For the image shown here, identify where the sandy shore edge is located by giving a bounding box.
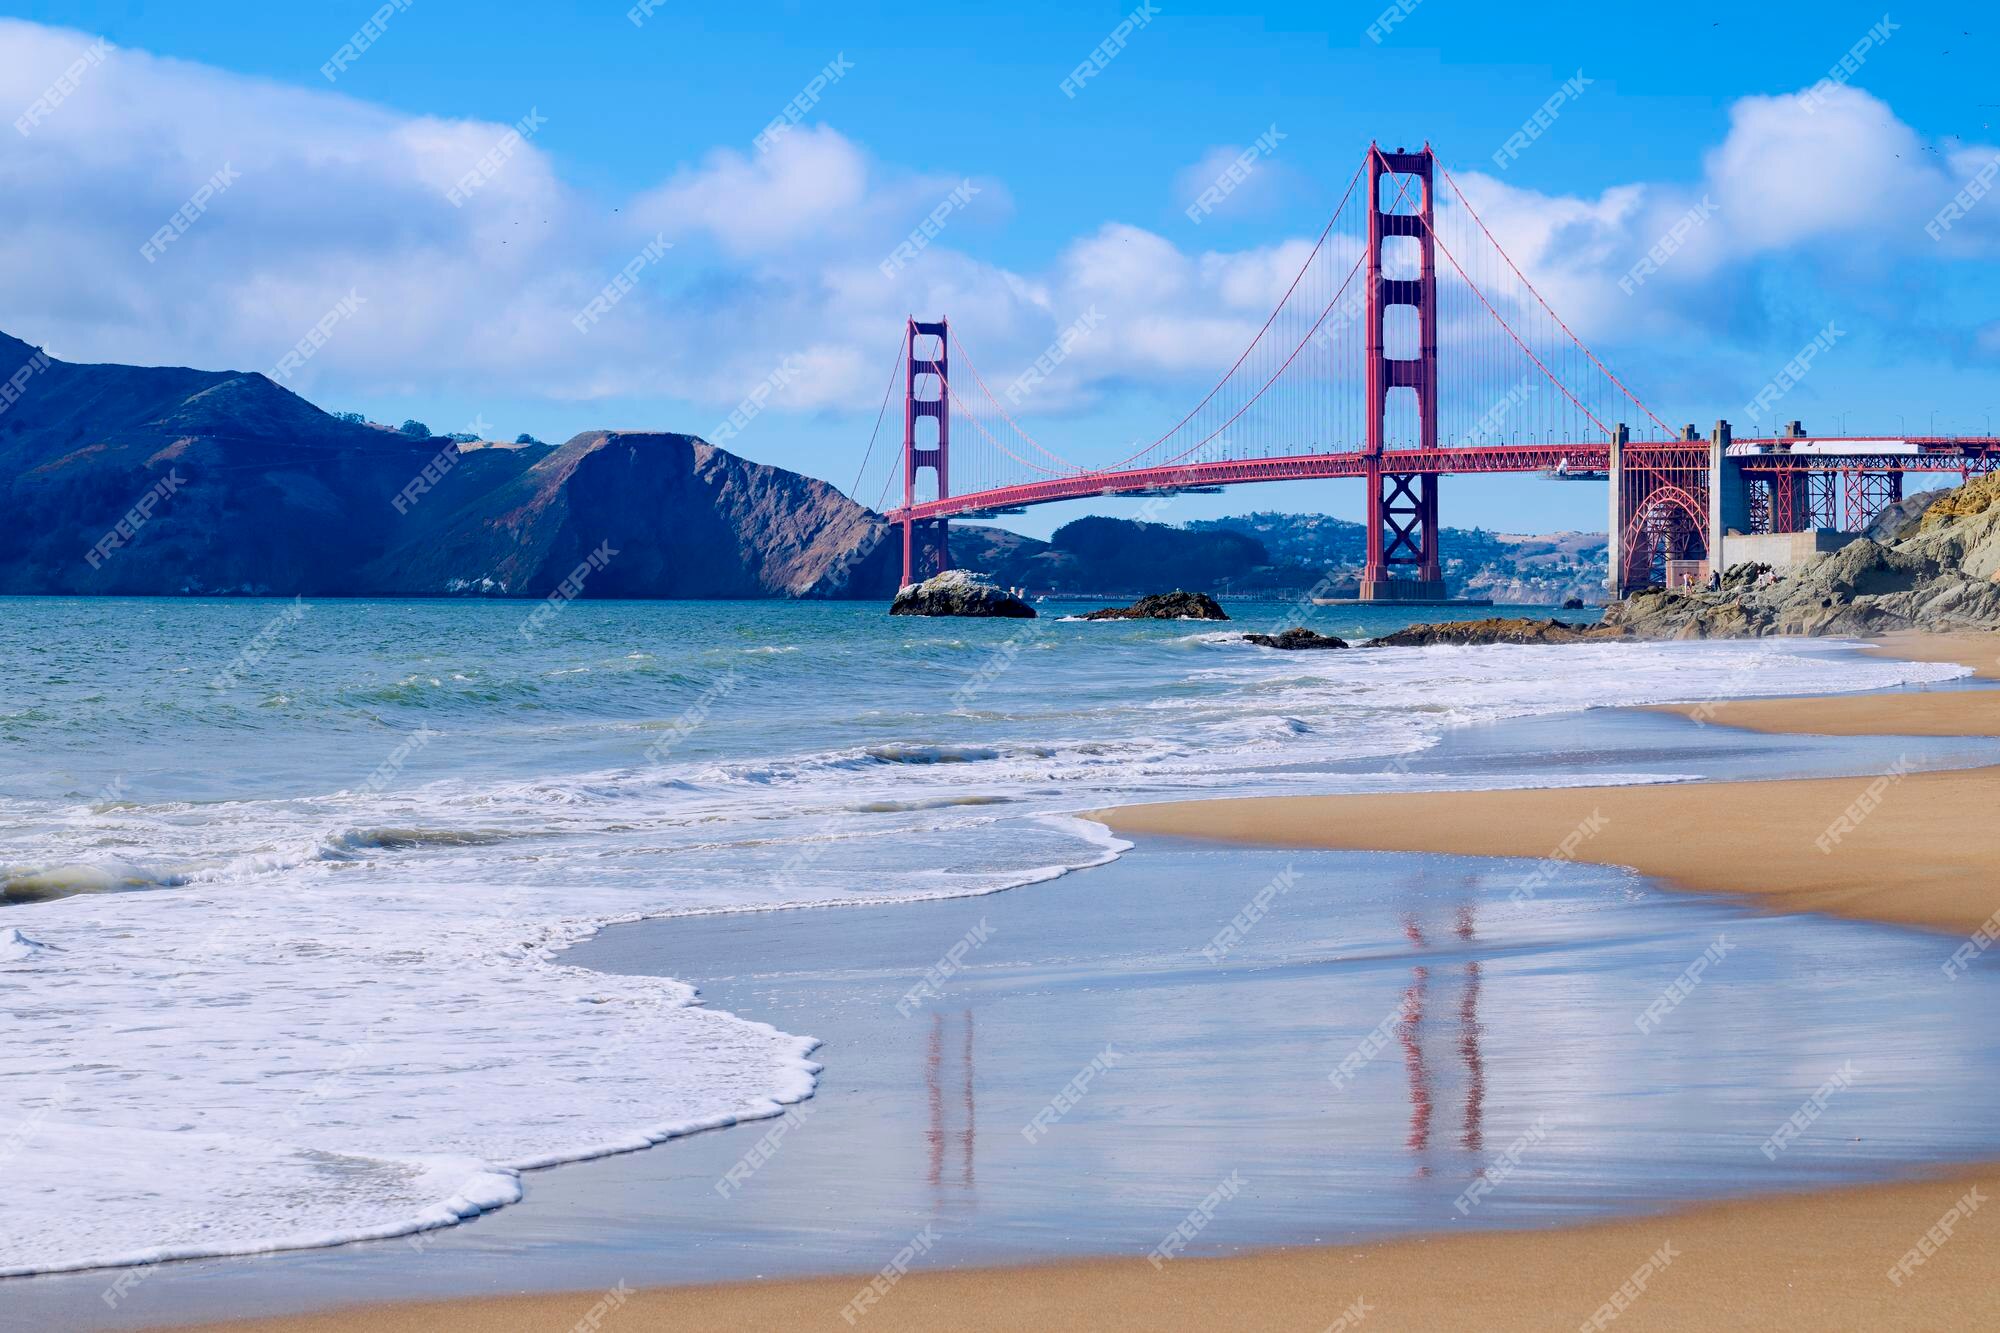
[1647,630,2000,736]
[166,631,2000,1331]
[185,1166,1997,1332]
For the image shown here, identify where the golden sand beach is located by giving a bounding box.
[190,1164,1998,1332]
[170,631,2000,1332]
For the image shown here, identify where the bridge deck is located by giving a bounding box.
[887,439,2000,523]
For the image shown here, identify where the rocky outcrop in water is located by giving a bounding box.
[1242,627,1349,650]
[1603,474,2000,639]
[889,569,1036,618]
[1365,616,1623,648]
[1083,591,1229,621]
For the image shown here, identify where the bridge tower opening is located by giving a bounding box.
[1610,423,1712,594]
[900,317,951,587]
[1360,145,1445,602]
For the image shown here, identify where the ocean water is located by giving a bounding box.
[0,596,1973,1279]
[548,838,2000,1278]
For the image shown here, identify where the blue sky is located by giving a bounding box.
[4,2,1996,536]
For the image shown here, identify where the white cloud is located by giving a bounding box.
[1702,88,1937,250]
[1173,141,1302,224]
[0,21,605,394]
[0,19,1327,424]
[1203,238,1352,311]
[1443,85,2000,346]
[633,127,921,259]
[3,16,1996,455]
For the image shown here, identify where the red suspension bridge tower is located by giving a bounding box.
[901,317,950,587]
[871,139,2000,603]
[1361,145,1444,601]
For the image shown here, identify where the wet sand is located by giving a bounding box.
[159,633,2000,1330]
[190,1163,1999,1331]
[1104,762,2000,936]
[1866,629,2000,679]
[1650,630,2000,737]
[1109,634,2000,938]
[1654,689,2000,737]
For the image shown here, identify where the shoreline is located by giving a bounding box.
[183,1164,1999,1331]
[152,630,2000,1329]
[1101,631,2000,938]
[1103,762,2000,936]
[1647,630,2000,738]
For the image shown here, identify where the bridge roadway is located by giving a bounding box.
[887,437,2000,525]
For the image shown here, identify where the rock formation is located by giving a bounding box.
[1083,591,1229,620]
[1364,617,1622,647]
[1603,473,2000,639]
[1243,627,1350,650]
[889,569,1036,618]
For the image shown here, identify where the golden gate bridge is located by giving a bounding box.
[854,143,2000,599]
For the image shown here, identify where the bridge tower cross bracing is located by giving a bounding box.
[1845,468,1903,532]
[900,317,951,587]
[1360,144,1445,602]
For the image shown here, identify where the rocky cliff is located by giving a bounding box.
[0,331,442,594]
[358,431,895,598]
[0,333,898,598]
[1604,474,2000,639]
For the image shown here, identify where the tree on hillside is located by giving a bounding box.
[334,411,366,425]
[399,419,431,439]
[515,433,543,445]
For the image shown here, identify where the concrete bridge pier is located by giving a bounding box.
[1605,423,1625,596]
[1708,418,1745,569]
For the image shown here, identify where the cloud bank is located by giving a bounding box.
[3,19,1996,441]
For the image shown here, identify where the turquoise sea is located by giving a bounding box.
[0,596,1976,1285]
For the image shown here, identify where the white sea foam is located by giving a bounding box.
[0,628,1971,1277]
[0,881,823,1277]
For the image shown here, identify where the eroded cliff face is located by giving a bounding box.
[1604,474,2000,639]
[0,333,902,598]
[358,432,900,599]
[0,332,447,594]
